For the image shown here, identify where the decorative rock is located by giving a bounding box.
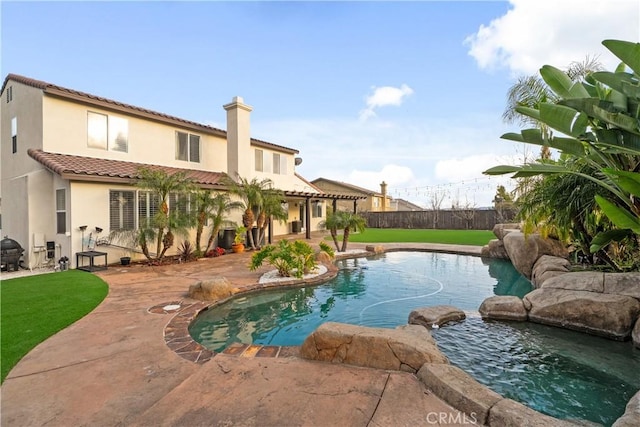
[365,245,384,254]
[524,288,640,340]
[188,277,233,301]
[531,255,571,288]
[613,390,640,427]
[417,363,502,426]
[479,296,528,321]
[408,305,466,329]
[633,319,640,349]
[541,272,604,293]
[300,322,448,372]
[493,223,521,240]
[481,239,509,259]
[604,272,640,299]
[503,232,568,278]
[488,398,577,427]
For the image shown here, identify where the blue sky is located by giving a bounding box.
[2,1,638,207]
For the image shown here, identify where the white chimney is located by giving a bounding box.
[224,96,253,181]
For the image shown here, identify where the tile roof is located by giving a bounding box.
[3,73,298,155]
[27,149,227,187]
[310,177,380,196]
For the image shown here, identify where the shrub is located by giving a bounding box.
[250,239,324,279]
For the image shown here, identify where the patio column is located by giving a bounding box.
[332,198,337,213]
[353,200,357,214]
[306,197,311,239]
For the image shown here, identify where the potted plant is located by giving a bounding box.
[120,246,132,265]
[231,226,247,253]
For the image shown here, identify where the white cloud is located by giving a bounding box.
[252,114,522,207]
[347,164,416,192]
[434,154,517,182]
[359,84,414,121]
[465,0,640,75]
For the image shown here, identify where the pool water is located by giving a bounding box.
[189,252,639,425]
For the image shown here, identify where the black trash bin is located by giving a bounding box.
[219,228,236,250]
[291,220,302,234]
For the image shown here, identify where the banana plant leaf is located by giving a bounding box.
[621,81,640,99]
[590,228,633,253]
[592,106,640,134]
[501,130,586,156]
[591,71,637,94]
[602,40,640,76]
[595,195,640,234]
[514,106,540,122]
[602,169,640,196]
[559,98,614,118]
[484,163,569,177]
[540,65,589,99]
[539,104,588,137]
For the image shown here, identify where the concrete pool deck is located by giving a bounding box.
[1,236,482,426]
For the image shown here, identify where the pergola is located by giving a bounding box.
[282,190,368,240]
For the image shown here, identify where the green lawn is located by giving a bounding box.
[346,228,495,246]
[0,270,108,383]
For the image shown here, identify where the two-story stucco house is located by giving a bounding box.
[1,74,360,269]
[311,178,395,213]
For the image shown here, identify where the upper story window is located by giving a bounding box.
[87,111,128,152]
[11,117,17,153]
[176,132,200,162]
[6,86,13,103]
[255,149,263,172]
[276,153,287,175]
[373,197,380,208]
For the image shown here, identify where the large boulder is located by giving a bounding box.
[408,305,466,329]
[479,296,527,321]
[531,255,571,288]
[524,288,640,340]
[503,232,569,278]
[417,363,502,426]
[300,322,448,372]
[613,390,640,427]
[541,272,604,293]
[188,277,233,301]
[604,272,640,299]
[633,319,640,349]
[493,223,521,240]
[481,239,509,259]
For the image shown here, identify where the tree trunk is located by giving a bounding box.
[330,228,340,251]
[341,227,350,252]
[204,226,220,254]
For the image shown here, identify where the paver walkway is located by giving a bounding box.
[1,237,482,426]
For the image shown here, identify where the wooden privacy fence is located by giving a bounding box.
[360,209,516,230]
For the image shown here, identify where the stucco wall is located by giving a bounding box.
[41,96,228,172]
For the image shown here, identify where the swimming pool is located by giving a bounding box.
[189,252,639,424]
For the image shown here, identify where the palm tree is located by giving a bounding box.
[136,167,195,260]
[227,175,275,250]
[255,188,287,247]
[339,211,366,252]
[203,192,242,254]
[319,209,344,252]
